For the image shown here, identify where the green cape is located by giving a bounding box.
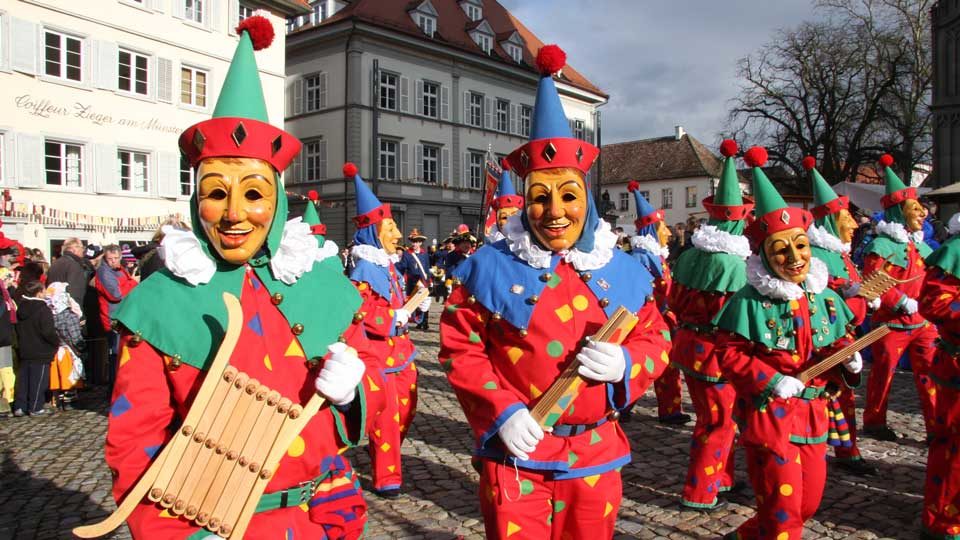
[863,233,932,269]
[672,219,748,293]
[925,235,960,279]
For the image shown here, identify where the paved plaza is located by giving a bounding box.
[0,311,931,539]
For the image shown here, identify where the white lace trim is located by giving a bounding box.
[876,220,923,245]
[351,243,400,268]
[746,255,828,301]
[502,212,617,271]
[806,224,850,254]
[629,234,668,258]
[270,217,321,285]
[485,228,506,244]
[690,225,752,259]
[948,213,960,236]
[160,226,217,286]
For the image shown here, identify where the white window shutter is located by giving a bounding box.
[156,57,173,102]
[228,0,239,34]
[441,148,450,185]
[319,72,328,109]
[3,133,16,185]
[399,76,409,112]
[293,79,304,115]
[149,0,165,13]
[441,85,449,120]
[157,151,178,198]
[206,0,221,32]
[319,140,327,180]
[94,40,117,90]
[400,143,409,180]
[462,152,468,189]
[15,134,42,188]
[415,80,423,117]
[95,144,119,194]
[463,91,470,125]
[174,0,185,18]
[11,18,37,75]
[415,144,423,180]
[484,97,492,129]
[510,104,518,134]
[285,81,293,117]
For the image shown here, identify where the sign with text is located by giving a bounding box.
[14,94,183,134]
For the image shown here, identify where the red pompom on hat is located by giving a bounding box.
[743,146,768,168]
[802,156,817,171]
[343,162,358,177]
[627,180,641,192]
[535,44,566,76]
[307,189,319,201]
[500,158,511,171]
[719,139,738,158]
[236,15,274,51]
[878,154,894,168]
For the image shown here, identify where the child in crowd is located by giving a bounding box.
[12,280,59,416]
[0,268,15,416]
[46,282,84,410]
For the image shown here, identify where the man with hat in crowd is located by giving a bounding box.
[345,162,428,497]
[803,155,880,475]
[397,228,433,330]
[669,140,753,510]
[714,147,861,539]
[443,225,476,273]
[861,154,938,441]
[439,44,671,539]
[485,159,524,244]
[101,17,382,538]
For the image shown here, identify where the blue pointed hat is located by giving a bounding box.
[493,159,524,210]
[628,180,663,236]
[345,162,392,247]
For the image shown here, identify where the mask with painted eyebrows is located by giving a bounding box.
[525,168,587,252]
[762,227,812,284]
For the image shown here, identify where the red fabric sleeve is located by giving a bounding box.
[614,300,672,408]
[920,269,960,327]
[716,331,783,398]
[352,282,396,338]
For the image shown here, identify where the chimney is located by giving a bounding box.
[675,125,685,140]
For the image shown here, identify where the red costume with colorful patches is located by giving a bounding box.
[651,258,685,419]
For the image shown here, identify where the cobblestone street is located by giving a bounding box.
[0,312,932,539]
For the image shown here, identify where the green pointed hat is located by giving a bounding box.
[303,190,327,238]
[878,153,917,210]
[702,139,753,221]
[803,156,850,226]
[743,146,812,248]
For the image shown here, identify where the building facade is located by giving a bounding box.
[932,0,960,189]
[284,0,607,246]
[0,0,307,258]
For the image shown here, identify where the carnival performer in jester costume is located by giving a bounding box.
[346,164,428,497]
[919,215,960,539]
[714,147,861,540]
[439,44,672,540]
[485,159,524,244]
[625,183,690,425]
[803,156,880,476]
[861,154,937,441]
[104,17,382,539]
[669,139,753,510]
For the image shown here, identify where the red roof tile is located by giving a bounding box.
[601,134,727,184]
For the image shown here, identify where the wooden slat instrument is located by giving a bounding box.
[856,262,921,302]
[402,285,431,313]
[73,292,329,539]
[530,306,639,429]
[797,325,891,384]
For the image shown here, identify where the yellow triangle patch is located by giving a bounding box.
[367,376,380,392]
[508,347,524,364]
[603,501,614,517]
[284,339,305,359]
[400,398,409,406]
[119,347,131,367]
[387,465,396,473]
[263,354,273,371]
[529,383,542,399]
[374,429,381,438]
[158,509,176,519]
[393,412,401,423]
[583,475,600,487]
[506,521,522,537]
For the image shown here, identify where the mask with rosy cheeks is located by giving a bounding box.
[197,157,277,265]
[497,207,520,230]
[656,221,672,248]
[762,228,812,284]
[902,198,925,232]
[525,168,587,252]
[835,208,858,244]
[377,218,403,255]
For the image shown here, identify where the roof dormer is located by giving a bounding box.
[460,0,482,22]
[408,0,438,38]
[498,30,525,64]
[467,19,495,54]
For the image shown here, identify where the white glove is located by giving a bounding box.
[315,342,365,406]
[497,408,545,461]
[868,297,881,311]
[394,308,411,327]
[418,297,432,312]
[901,297,919,315]
[772,375,806,399]
[844,351,863,374]
[843,282,861,299]
[576,340,625,383]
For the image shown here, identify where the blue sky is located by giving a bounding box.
[499,0,820,146]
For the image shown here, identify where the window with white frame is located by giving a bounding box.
[185,0,204,24]
[572,119,585,141]
[662,188,673,209]
[618,192,629,211]
[305,74,322,112]
[118,149,149,193]
[310,1,326,24]
[421,145,439,184]
[45,140,83,188]
[44,30,83,82]
[238,3,255,24]
[304,140,324,181]
[379,139,397,181]
[464,3,481,21]
[506,44,522,63]
[519,105,532,136]
[417,14,435,37]
[475,33,492,54]
[379,72,397,111]
[496,100,509,133]
[685,186,697,208]
[118,49,149,96]
[469,92,483,127]
[469,152,483,190]
[181,66,208,107]
[422,81,438,118]
[179,154,194,197]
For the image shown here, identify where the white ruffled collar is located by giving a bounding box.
[485,228,506,244]
[691,225,752,259]
[806,224,850,254]
[746,254,828,301]
[630,234,668,259]
[501,213,617,271]
[351,243,400,268]
[876,220,924,245]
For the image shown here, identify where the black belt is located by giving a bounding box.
[551,410,620,437]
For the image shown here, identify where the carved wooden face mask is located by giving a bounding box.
[525,168,586,252]
[835,208,858,244]
[902,198,925,233]
[377,218,402,255]
[763,227,812,284]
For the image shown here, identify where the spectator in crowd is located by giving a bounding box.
[12,280,59,417]
[135,219,191,281]
[15,261,46,302]
[922,197,947,244]
[120,244,138,278]
[81,244,107,385]
[95,245,137,386]
[45,282,84,411]
[47,237,95,308]
[0,246,16,270]
[0,268,15,417]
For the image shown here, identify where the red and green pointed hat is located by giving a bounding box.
[303,190,327,237]
[743,146,812,249]
[178,16,300,172]
[702,139,754,221]
[804,156,849,221]
[878,153,916,209]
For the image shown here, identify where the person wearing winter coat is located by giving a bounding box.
[12,280,59,416]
